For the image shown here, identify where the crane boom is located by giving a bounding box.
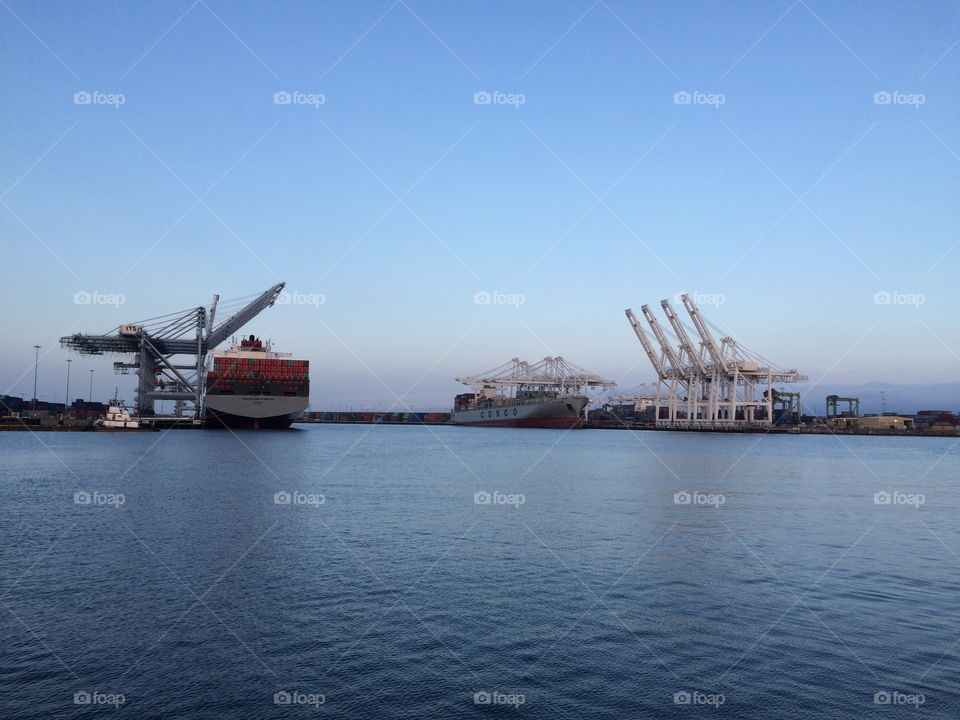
[206,294,219,335]
[457,356,615,391]
[681,293,728,374]
[206,282,285,350]
[61,281,289,419]
[660,299,708,376]
[640,304,684,374]
[625,309,667,379]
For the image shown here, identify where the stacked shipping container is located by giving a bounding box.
[207,358,310,396]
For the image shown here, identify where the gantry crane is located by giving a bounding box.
[771,390,802,425]
[456,357,616,397]
[826,395,860,419]
[60,282,286,418]
[625,306,690,422]
[625,293,807,428]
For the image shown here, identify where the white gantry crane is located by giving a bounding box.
[61,283,286,419]
[624,294,807,428]
[456,357,616,397]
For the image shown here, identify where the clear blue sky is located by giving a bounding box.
[2,0,958,412]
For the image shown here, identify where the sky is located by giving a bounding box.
[2,0,958,414]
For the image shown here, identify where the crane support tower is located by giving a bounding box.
[624,294,807,429]
[60,283,286,419]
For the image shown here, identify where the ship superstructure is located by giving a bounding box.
[97,401,142,430]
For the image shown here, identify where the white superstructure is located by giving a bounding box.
[99,403,140,429]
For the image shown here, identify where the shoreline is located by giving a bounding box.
[1,419,955,438]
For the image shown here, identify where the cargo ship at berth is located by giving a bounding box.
[204,335,309,429]
[452,357,615,429]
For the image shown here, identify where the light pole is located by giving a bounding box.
[89,369,94,403]
[65,359,72,416]
[32,345,41,410]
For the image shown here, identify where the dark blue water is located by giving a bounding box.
[2,425,959,718]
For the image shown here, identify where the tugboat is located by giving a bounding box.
[95,396,143,431]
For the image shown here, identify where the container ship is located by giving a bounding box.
[204,335,309,429]
[451,357,614,429]
[453,388,589,428]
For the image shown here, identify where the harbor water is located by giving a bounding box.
[1,425,958,718]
